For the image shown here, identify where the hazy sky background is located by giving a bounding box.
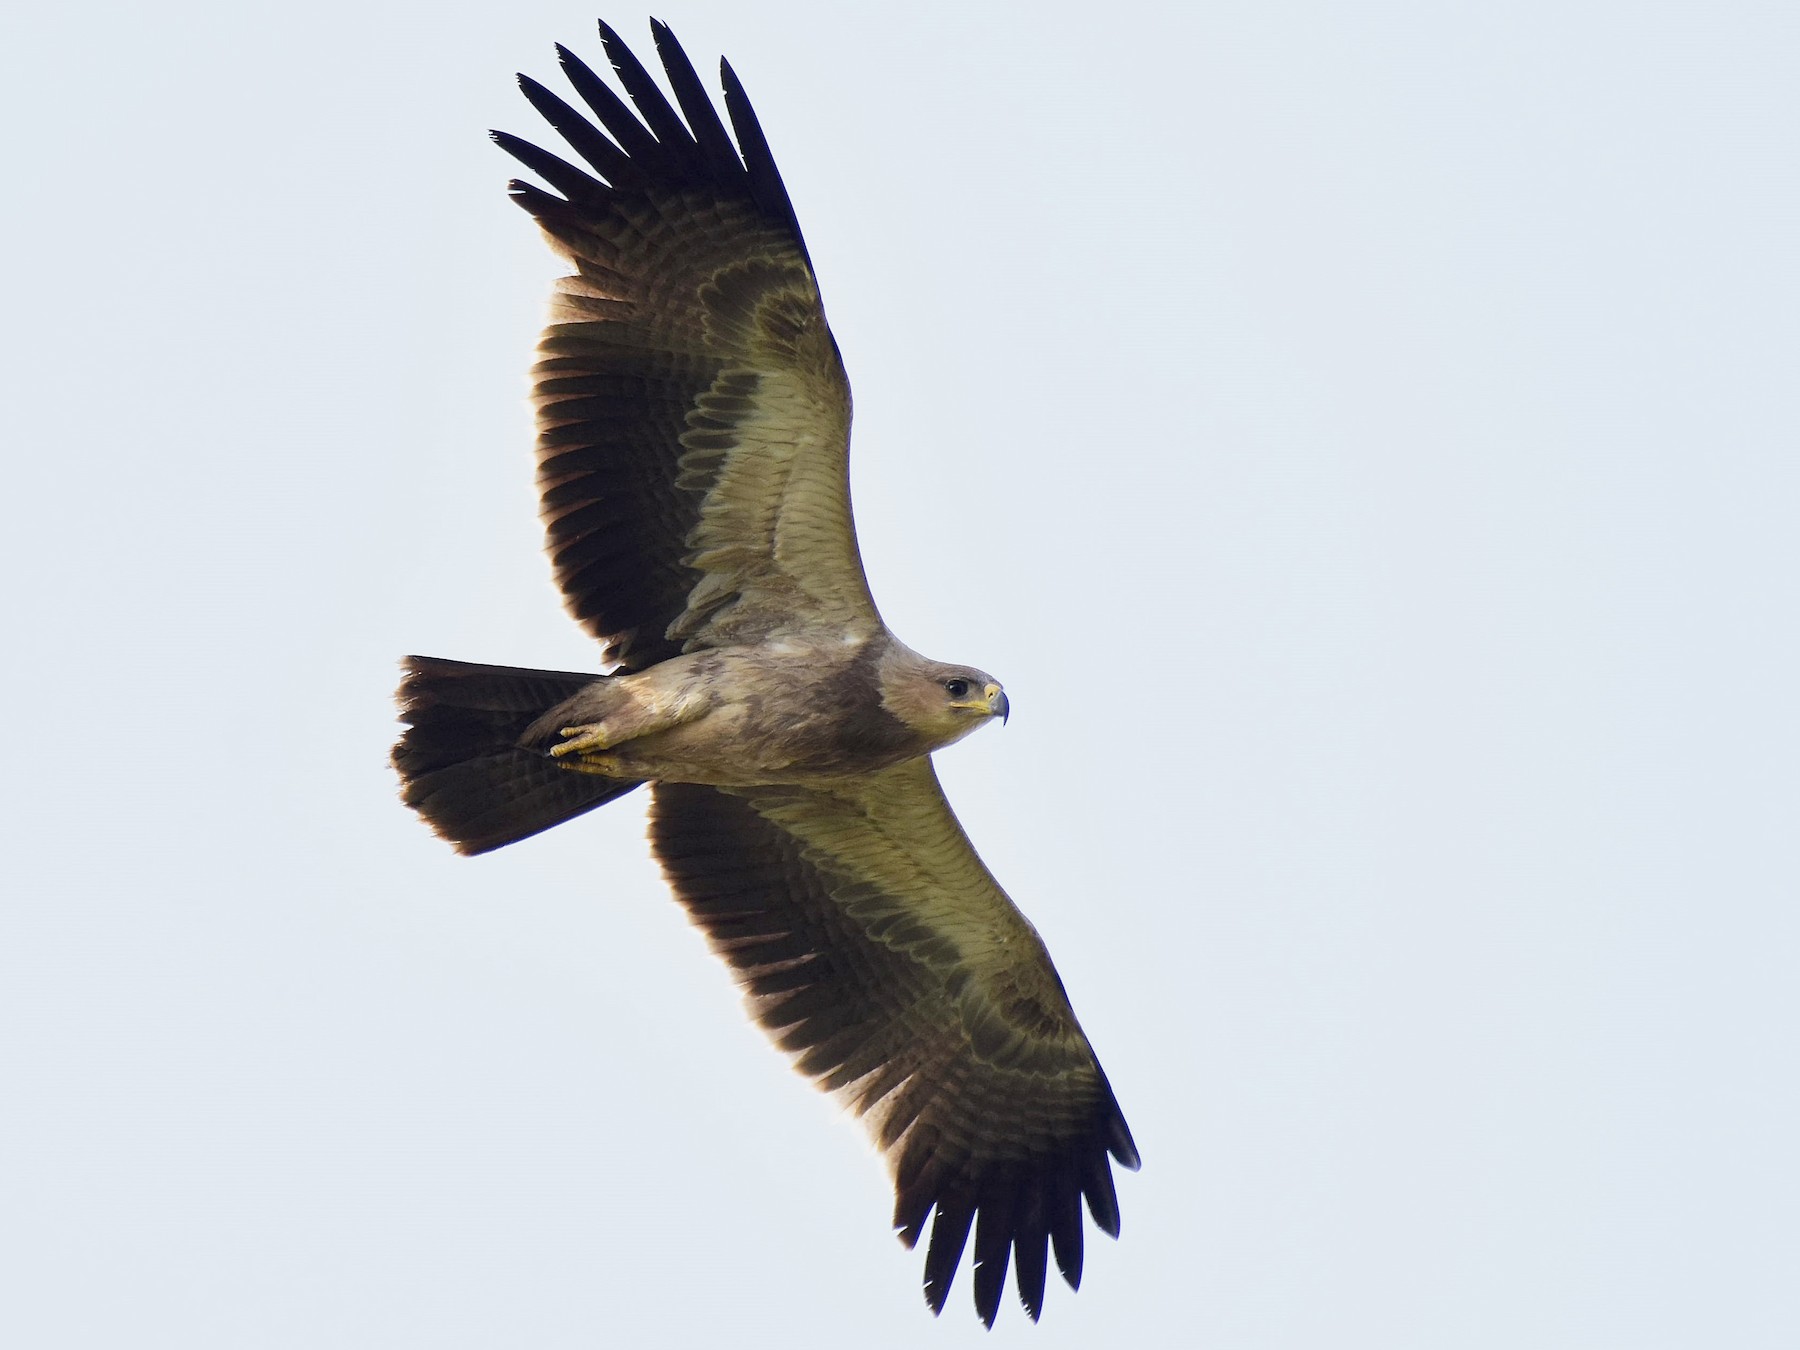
[5,2,1796,1345]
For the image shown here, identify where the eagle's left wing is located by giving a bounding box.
[497,22,880,671]
[649,759,1138,1326]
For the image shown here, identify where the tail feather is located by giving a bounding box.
[393,655,641,855]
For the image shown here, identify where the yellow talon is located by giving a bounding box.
[550,723,613,757]
[560,752,626,777]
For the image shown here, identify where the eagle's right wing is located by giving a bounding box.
[649,759,1139,1326]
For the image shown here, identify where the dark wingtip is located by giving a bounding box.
[1109,1114,1143,1171]
[1013,1182,1050,1321]
[1082,1152,1123,1239]
[921,1200,975,1316]
[716,48,813,272]
[970,1200,1014,1328]
[1051,1180,1085,1291]
[888,1088,1133,1321]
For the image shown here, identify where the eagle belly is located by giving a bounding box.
[532,637,928,787]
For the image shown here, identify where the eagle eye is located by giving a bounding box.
[944,678,971,699]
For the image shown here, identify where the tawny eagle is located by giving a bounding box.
[392,18,1138,1326]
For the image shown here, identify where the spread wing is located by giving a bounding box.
[649,759,1140,1326]
[497,20,879,671]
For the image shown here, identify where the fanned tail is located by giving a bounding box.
[392,655,641,854]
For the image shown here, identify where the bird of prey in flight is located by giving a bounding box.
[392,18,1138,1325]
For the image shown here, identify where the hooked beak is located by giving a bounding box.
[984,682,1009,725]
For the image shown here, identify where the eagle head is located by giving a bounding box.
[877,642,1008,750]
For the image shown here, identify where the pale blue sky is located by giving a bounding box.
[4,2,1797,1346]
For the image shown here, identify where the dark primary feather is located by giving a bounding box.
[599,19,696,154]
[490,129,607,208]
[556,43,660,169]
[513,76,636,188]
[649,19,749,183]
[717,59,810,268]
